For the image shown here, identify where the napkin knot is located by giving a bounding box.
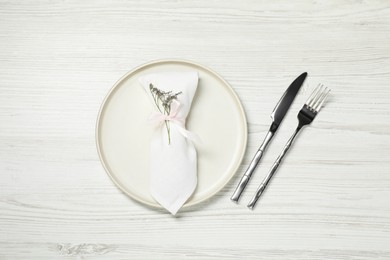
[149,100,201,144]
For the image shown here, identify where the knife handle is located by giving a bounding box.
[230,130,274,202]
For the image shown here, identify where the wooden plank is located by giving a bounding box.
[0,0,389,258]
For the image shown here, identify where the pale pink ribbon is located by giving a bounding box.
[148,100,201,144]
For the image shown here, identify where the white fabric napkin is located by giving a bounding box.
[139,71,199,215]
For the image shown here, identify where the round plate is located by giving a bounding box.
[96,59,247,208]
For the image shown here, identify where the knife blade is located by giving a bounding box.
[230,72,307,202]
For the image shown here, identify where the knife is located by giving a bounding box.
[230,72,307,202]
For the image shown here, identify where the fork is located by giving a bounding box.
[247,84,331,209]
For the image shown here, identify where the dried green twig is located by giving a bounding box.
[149,84,182,144]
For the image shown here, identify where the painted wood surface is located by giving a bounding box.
[0,0,389,259]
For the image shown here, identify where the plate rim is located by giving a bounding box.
[95,58,247,209]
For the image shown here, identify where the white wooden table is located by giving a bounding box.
[1,1,390,259]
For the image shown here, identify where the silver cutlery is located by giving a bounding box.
[247,84,331,209]
[231,72,307,202]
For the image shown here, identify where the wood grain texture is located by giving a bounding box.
[1,0,390,259]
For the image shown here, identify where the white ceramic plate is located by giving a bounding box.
[96,60,247,208]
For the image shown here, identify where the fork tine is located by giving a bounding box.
[314,87,331,111]
[307,84,323,108]
[306,84,321,106]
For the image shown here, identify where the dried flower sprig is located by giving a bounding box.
[149,83,182,144]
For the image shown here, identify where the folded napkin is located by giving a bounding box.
[139,71,199,215]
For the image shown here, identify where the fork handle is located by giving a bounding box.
[230,130,274,202]
[247,127,301,209]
